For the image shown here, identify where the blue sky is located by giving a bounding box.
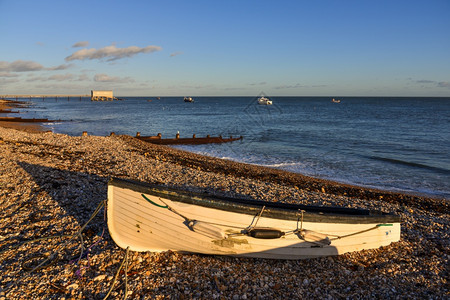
[0,0,449,96]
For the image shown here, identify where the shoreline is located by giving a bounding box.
[1,99,446,204]
[0,99,46,133]
[0,125,448,298]
[123,135,448,208]
[1,98,447,203]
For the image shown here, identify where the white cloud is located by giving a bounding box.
[416,80,435,84]
[0,77,20,85]
[0,72,19,77]
[0,60,73,72]
[48,74,75,81]
[72,41,89,48]
[66,44,162,62]
[26,73,90,82]
[274,83,305,89]
[170,51,183,57]
[94,73,134,83]
[273,83,326,89]
[47,64,73,71]
[410,78,450,88]
[0,60,44,72]
[77,74,89,81]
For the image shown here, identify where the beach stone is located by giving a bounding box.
[0,124,448,299]
[94,274,106,281]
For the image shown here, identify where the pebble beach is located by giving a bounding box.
[0,101,448,299]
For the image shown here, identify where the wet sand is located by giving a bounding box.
[0,100,45,133]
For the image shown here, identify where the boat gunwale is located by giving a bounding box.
[109,178,401,224]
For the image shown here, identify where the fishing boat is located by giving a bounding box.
[184,96,194,102]
[332,98,341,103]
[257,96,272,105]
[107,178,401,259]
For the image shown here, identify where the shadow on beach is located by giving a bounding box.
[17,161,108,233]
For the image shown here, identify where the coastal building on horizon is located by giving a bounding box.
[91,90,114,101]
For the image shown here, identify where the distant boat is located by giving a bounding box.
[107,178,401,259]
[184,96,194,102]
[257,96,272,105]
[332,98,341,103]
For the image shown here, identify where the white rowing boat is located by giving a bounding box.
[107,178,400,259]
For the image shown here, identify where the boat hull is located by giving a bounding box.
[107,178,400,259]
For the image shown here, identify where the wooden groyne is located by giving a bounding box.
[135,132,243,145]
[0,117,60,123]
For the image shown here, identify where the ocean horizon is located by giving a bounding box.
[7,96,450,199]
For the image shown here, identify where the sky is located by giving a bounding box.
[0,0,449,97]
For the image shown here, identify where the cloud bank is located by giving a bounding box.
[412,79,450,88]
[0,60,44,72]
[66,45,162,62]
[72,41,89,48]
[170,51,183,57]
[0,60,73,73]
[94,73,134,83]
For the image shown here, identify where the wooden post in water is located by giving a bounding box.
[82,131,88,136]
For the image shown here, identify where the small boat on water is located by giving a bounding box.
[257,96,273,105]
[184,96,194,102]
[107,178,401,259]
[332,98,341,103]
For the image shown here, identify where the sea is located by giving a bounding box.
[11,96,450,199]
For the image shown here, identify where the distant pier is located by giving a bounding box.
[0,94,90,101]
[1,90,120,101]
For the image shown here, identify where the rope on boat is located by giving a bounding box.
[139,194,393,243]
[141,194,190,221]
[329,224,393,241]
[245,205,266,232]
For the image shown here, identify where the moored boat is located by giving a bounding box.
[184,96,194,102]
[107,178,401,259]
[257,96,273,105]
